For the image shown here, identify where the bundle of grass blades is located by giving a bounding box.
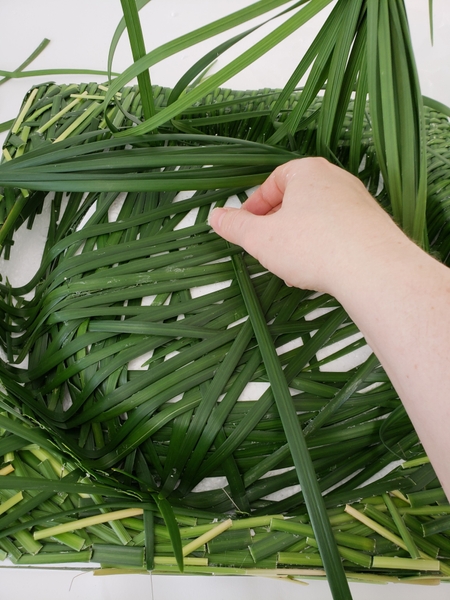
[1,417,450,585]
[1,81,450,595]
[0,1,450,599]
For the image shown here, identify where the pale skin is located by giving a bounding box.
[209,157,450,498]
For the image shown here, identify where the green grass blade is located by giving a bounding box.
[349,40,368,174]
[0,38,50,87]
[120,0,155,121]
[143,509,154,570]
[154,494,183,572]
[0,68,116,79]
[268,0,344,125]
[429,0,434,44]
[382,493,421,559]
[104,0,297,109]
[395,0,428,246]
[316,0,364,156]
[108,0,334,136]
[0,119,14,133]
[303,352,380,436]
[376,0,402,220]
[423,95,450,118]
[231,252,351,600]
[168,28,259,105]
[108,0,152,78]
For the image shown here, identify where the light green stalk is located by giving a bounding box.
[182,519,232,557]
[33,507,143,540]
[0,491,23,516]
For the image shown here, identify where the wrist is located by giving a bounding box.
[328,232,419,310]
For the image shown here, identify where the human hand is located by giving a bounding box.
[209,157,404,298]
[212,159,450,499]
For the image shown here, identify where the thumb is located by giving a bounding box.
[209,206,260,251]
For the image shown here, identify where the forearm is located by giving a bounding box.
[332,236,450,496]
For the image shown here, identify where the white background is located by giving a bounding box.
[0,1,449,598]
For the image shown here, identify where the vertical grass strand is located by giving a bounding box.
[231,252,351,600]
[120,0,155,121]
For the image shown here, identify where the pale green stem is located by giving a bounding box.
[0,464,14,476]
[0,491,23,516]
[34,507,143,540]
[182,519,233,557]
[11,87,39,134]
[372,556,440,571]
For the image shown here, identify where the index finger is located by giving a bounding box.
[242,162,291,215]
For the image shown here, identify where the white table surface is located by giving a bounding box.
[0,1,449,598]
